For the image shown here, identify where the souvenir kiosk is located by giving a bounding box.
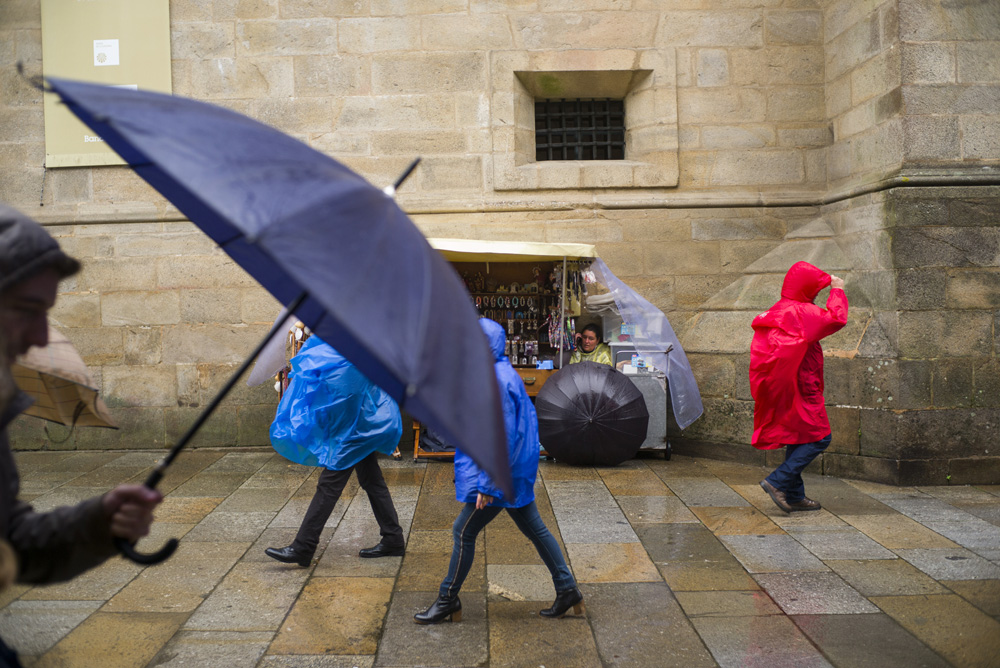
[412,238,704,461]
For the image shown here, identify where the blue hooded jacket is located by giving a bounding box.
[454,319,539,508]
[270,335,402,471]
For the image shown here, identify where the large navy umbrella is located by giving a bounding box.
[536,362,649,466]
[47,78,511,561]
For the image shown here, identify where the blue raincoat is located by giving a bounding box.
[454,319,539,508]
[270,335,402,471]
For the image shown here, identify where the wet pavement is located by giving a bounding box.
[3,448,999,667]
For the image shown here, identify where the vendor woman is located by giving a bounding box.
[570,324,613,366]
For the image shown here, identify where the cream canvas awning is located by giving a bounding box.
[427,238,597,263]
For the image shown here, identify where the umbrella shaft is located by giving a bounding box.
[151,292,308,486]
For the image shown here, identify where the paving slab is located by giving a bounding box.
[270,577,394,655]
[824,559,948,597]
[395,549,485,593]
[896,547,1000,580]
[754,571,879,614]
[183,561,310,631]
[11,451,76,472]
[205,452,273,473]
[375,591,487,667]
[691,614,834,668]
[871,594,1000,667]
[616,495,700,524]
[876,494,978,524]
[170,471,258,497]
[21,557,144,602]
[487,599,600,668]
[921,518,1000,560]
[657,558,761,592]
[646,455,713,479]
[147,630,272,668]
[636,523,733,563]
[215,486,295,513]
[32,611,187,668]
[791,613,950,668]
[691,506,784,535]
[720,534,829,573]
[798,478,896,516]
[838,513,959,549]
[942,579,1000,618]
[663,477,751,507]
[786,527,897,560]
[0,600,102,656]
[565,542,661,583]
[184,510,276,542]
[675,589,781,618]
[260,656,374,668]
[154,496,224,524]
[103,541,248,613]
[270,496,348,530]
[484,514,554,566]
[547,481,638,544]
[486,564,554,602]
[597,466,671,495]
[580,582,717,667]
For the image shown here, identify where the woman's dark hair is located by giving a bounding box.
[580,323,602,341]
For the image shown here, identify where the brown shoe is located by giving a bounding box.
[787,497,822,512]
[760,480,792,513]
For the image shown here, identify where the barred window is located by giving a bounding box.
[534,99,626,161]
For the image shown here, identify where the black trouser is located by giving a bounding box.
[290,452,403,555]
[0,635,22,668]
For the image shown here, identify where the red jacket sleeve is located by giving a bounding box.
[800,288,848,343]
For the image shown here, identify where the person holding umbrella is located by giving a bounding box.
[264,333,406,567]
[415,318,583,625]
[0,204,162,666]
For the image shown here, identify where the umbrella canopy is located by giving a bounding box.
[48,78,510,495]
[536,362,648,466]
[12,326,117,428]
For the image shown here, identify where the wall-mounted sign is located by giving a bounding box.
[41,0,171,168]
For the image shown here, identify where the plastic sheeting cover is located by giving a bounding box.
[589,258,703,429]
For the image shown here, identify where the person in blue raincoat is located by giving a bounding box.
[414,318,583,624]
[264,334,406,567]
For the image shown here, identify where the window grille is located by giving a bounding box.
[534,99,625,161]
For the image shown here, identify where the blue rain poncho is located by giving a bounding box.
[270,335,402,471]
[454,319,539,508]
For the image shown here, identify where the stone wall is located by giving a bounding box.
[1,0,999,483]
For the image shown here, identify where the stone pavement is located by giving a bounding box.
[3,448,1000,668]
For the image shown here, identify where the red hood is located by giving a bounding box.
[780,261,831,303]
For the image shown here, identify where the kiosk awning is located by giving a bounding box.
[427,238,597,263]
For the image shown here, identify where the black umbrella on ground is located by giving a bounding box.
[536,362,649,466]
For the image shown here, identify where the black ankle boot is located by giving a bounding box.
[414,595,462,624]
[540,587,584,618]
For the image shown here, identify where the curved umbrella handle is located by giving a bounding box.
[115,535,178,565]
[114,466,178,565]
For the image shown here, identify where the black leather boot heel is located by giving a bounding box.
[414,595,462,624]
[540,587,585,618]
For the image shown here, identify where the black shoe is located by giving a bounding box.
[264,545,312,567]
[359,541,405,558]
[414,595,462,624]
[540,587,585,618]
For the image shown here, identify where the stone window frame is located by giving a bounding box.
[490,49,678,191]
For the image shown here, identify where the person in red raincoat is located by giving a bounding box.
[750,261,847,512]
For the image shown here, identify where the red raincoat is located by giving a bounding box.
[749,262,848,449]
